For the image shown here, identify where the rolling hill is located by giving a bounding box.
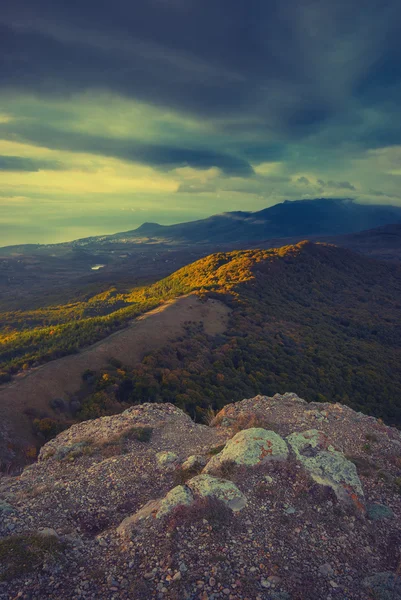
[1,241,401,468]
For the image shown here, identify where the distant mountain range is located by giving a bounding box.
[1,198,401,254]
[105,198,401,245]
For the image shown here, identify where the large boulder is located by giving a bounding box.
[203,428,288,473]
[117,475,246,536]
[186,474,247,511]
[287,429,364,508]
[181,454,207,471]
[157,485,194,519]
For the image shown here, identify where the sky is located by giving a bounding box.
[1,0,401,246]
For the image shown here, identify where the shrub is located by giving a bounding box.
[91,426,154,458]
[125,426,153,443]
[166,496,232,532]
[49,398,68,412]
[214,459,237,480]
[108,357,123,369]
[365,432,379,442]
[173,465,203,486]
[54,440,92,461]
[0,534,63,581]
[101,426,153,447]
[231,412,280,434]
[82,369,96,382]
[72,509,110,537]
[32,418,66,441]
[208,444,226,456]
[346,455,378,477]
[24,446,37,460]
[0,372,11,384]
[203,406,217,426]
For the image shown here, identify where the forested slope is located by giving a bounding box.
[58,242,401,425]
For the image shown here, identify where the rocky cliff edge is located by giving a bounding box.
[1,393,401,600]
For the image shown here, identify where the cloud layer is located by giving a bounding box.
[1,0,401,244]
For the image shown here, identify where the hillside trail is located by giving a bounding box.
[0,295,230,457]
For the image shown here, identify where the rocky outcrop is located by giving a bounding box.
[118,474,246,537]
[287,429,364,507]
[181,454,207,471]
[204,428,289,473]
[185,474,246,511]
[1,394,400,600]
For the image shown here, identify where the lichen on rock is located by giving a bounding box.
[156,451,179,469]
[181,454,207,471]
[287,429,364,506]
[156,485,194,519]
[186,474,247,511]
[203,427,288,473]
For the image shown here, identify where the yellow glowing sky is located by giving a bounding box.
[1,93,400,246]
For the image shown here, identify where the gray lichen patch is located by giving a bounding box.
[204,428,288,473]
[186,474,247,511]
[287,430,364,505]
[156,451,179,469]
[156,485,194,519]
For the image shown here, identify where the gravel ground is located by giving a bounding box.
[0,395,400,600]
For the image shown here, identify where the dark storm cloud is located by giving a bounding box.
[0,155,62,171]
[1,0,401,145]
[316,179,356,190]
[327,181,356,191]
[0,121,253,176]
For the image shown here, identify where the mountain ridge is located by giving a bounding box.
[85,198,401,245]
[2,198,401,252]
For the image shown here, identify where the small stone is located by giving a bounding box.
[261,579,270,588]
[0,502,14,514]
[319,564,334,577]
[209,577,216,587]
[37,528,59,539]
[284,506,296,515]
[172,572,181,581]
[367,503,394,521]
